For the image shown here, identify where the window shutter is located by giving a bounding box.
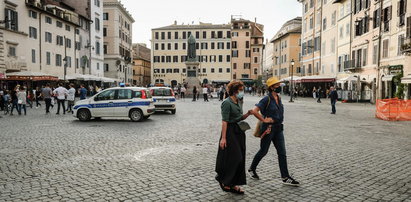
[397,1,400,17]
[388,6,392,21]
[405,0,407,13]
[407,17,410,38]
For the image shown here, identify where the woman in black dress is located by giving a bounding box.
[215,80,253,194]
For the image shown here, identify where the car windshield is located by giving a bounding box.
[151,88,172,96]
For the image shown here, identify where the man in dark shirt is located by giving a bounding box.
[79,84,87,100]
[41,83,53,114]
[330,86,338,114]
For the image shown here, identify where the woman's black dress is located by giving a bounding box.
[215,122,246,186]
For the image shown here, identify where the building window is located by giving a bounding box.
[57,36,64,46]
[31,49,36,63]
[96,41,100,55]
[211,68,215,73]
[103,13,109,20]
[226,55,231,62]
[254,57,258,63]
[8,46,16,57]
[254,68,258,75]
[103,28,107,36]
[95,18,100,31]
[203,31,207,39]
[46,52,51,65]
[382,39,389,58]
[233,63,237,69]
[183,43,186,50]
[245,50,251,57]
[104,64,109,72]
[246,41,250,49]
[332,11,336,26]
[29,10,37,19]
[174,43,178,50]
[175,32,178,39]
[66,38,71,48]
[219,68,223,73]
[161,32,165,40]
[5,9,18,31]
[56,21,63,28]
[398,35,405,56]
[56,54,62,66]
[29,27,37,39]
[104,45,107,54]
[232,50,238,57]
[155,32,159,39]
[323,18,327,30]
[399,0,406,26]
[45,16,52,24]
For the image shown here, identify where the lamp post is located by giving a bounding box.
[289,59,295,102]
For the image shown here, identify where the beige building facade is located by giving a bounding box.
[132,43,151,87]
[151,22,232,86]
[271,17,302,81]
[231,17,264,82]
[103,0,134,84]
[1,0,82,79]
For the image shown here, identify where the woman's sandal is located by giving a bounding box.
[215,176,230,192]
[229,186,245,194]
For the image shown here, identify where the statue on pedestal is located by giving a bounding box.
[187,34,197,62]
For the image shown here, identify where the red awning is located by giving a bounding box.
[295,76,336,83]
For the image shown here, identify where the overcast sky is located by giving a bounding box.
[120,0,302,48]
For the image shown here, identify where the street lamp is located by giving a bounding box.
[289,59,295,103]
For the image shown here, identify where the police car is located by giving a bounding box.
[149,87,176,114]
[73,87,155,122]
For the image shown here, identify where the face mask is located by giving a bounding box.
[274,87,281,93]
[236,91,244,99]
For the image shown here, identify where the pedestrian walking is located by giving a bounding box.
[17,86,27,115]
[0,88,4,111]
[41,84,53,114]
[312,87,317,99]
[180,86,186,100]
[35,87,42,108]
[215,80,253,194]
[79,84,87,100]
[317,87,322,103]
[53,83,68,115]
[330,86,338,114]
[248,77,300,186]
[27,89,34,108]
[202,85,209,102]
[192,86,197,101]
[66,84,76,114]
[10,88,19,115]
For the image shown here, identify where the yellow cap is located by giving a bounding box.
[266,77,280,87]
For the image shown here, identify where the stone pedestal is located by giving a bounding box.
[185,61,201,97]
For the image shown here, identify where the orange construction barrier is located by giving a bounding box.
[376,98,411,121]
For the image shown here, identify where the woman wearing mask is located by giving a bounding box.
[215,80,270,194]
[248,77,300,186]
[17,86,27,115]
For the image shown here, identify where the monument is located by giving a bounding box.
[185,34,201,96]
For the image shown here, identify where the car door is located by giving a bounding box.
[111,89,132,117]
[91,89,115,117]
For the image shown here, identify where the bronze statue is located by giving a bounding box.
[187,34,197,61]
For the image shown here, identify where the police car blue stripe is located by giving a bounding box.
[74,101,150,110]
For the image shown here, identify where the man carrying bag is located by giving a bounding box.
[248,77,300,186]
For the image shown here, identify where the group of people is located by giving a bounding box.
[0,83,90,116]
[215,77,300,195]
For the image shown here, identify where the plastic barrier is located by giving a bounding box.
[376,98,411,121]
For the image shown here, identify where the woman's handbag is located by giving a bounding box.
[238,121,251,132]
[253,96,271,137]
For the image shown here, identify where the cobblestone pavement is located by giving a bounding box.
[0,95,410,201]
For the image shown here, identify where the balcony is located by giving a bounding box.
[343,60,361,71]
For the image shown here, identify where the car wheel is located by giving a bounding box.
[78,109,91,121]
[171,109,176,114]
[130,109,143,122]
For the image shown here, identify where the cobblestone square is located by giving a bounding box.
[0,95,410,201]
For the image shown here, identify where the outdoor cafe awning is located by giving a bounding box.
[296,75,336,83]
[382,75,394,81]
[401,74,411,84]
[6,71,59,81]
